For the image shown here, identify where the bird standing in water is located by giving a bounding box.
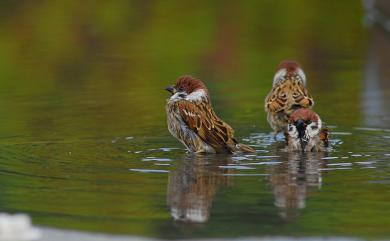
[265,60,314,139]
[286,109,328,152]
[165,75,255,154]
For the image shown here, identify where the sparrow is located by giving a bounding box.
[286,108,328,152]
[265,60,314,138]
[165,75,255,154]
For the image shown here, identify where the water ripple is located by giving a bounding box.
[331,132,353,135]
[222,173,270,177]
[321,157,339,160]
[129,169,169,173]
[219,165,255,170]
[327,163,353,167]
[319,167,352,171]
[243,161,282,166]
[142,157,172,162]
[354,127,390,132]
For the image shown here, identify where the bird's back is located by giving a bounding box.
[265,79,314,132]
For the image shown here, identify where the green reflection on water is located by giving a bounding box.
[1,0,390,240]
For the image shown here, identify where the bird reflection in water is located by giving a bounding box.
[167,155,231,223]
[268,152,325,220]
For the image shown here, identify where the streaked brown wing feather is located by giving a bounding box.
[265,87,286,113]
[265,80,314,114]
[176,101,236,152]
[292,82,314,110]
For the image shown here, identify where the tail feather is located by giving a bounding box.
[236,143,256,153]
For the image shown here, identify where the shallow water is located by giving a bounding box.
[0,1,390,241]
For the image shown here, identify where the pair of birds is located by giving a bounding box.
[165,60,328,154]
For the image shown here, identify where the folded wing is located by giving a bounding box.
[176,101,237,153]
[265,81,314,115]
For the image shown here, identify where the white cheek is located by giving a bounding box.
[186,89,206,102]
[288,124,298,138]
[306,121,321,138]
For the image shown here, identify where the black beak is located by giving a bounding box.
[295,119,306,139]
[295,119,307,151]
[165,86,175,94]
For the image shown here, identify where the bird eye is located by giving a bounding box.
[288,125,293,132]
[311,125,318,130]
[179,94,186,98]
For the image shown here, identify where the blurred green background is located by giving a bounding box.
[0,1,368,140]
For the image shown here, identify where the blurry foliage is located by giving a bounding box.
[0,0,366,140]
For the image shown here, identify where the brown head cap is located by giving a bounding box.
[175,75,208,94]
[277,60,301,72]
[290,109,319,123]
